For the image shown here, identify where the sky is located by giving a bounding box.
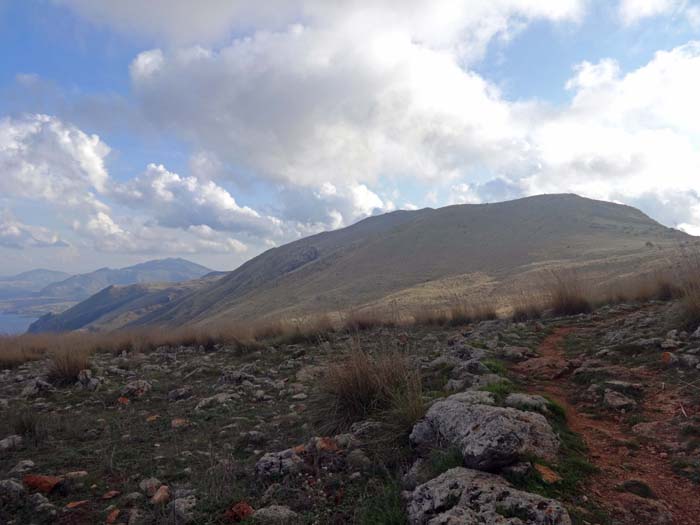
[1,0,700,274]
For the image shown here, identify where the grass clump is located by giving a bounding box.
[547,270,592,316]
[480,381,515,403]
[356,479,407,525]
[428,447,464,477]
[47,345,91,386]
[482,359,507,376]
[12,410,50,446]
[313,347,424,435]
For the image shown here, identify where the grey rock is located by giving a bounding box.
[255,449,303,478]
[9,459,35,475]
[498,345,534,361]
[138,477,162,496]
[0,478,25,504]
[253,505,299,523]
[692,326,700,339]
[168,387,194,402]
[167,495,197,523]
[121,380,152,397]
[21,378,52,398]
[410,393,558,469]
[195,393,235,410]
[0,434,23,453]
[76,369,102,391]
[406,467,571,525]
[604,390,637,410]
[504,393,550,413]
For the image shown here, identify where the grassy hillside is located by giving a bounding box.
[130,194,690,328]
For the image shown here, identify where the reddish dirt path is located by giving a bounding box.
[517,327,700,525]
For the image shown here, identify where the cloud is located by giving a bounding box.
[618,0,697,26]
[0,210,68,249]
[0,114,110,211]
[518,42,700,230]
[56,1,585,50]
[113,163,283,238]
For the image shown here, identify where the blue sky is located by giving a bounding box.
[1,0,699,274]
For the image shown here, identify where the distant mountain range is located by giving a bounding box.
[28,194,695,334]
[39,258,213,300]
[0,269,72,299]
[0,258,213,321]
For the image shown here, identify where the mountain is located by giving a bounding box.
[0,269,72,300]
[30,194,693,333]
[131,194,690,327]
[39,258,213,300]
[28,272,226,333]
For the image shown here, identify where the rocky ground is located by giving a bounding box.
[2,300,700,524]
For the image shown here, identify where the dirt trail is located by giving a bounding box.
[517,327,700,525]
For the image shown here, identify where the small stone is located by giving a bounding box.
[253,504,299,523]
[604,390,637,410]
[0,435,23,453]
[534,463,562,484]
[171,418,190,429]
[0,479,25,504]
[9,459,35,475]
[167,495,197,523]
[139,477,162,497]
[150,485,170,505]
[22,474,63,494]
[121,380,152,397]
[225,501,255,521]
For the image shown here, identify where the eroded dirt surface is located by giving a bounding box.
[517,322,700,525]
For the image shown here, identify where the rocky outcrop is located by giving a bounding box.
[405,467,572,525]
[410,393,559,470]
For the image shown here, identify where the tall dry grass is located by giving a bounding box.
[312,347,423,435]
[547,270,593,316]
[679,250,700,330]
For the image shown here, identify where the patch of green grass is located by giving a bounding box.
[480,381,515,403]
[428,447,463,477]
[482,359,507,376]
[356,479,408,525]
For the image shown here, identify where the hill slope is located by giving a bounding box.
[28,272,226,333]
[39,258,212,300]
[126,194,690,328]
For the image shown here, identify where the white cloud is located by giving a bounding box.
[618,0,696,25]
[56,1,585,51]
[0,210,68,249]
[0,114,110,211]
[518,42,700,231]
[113,163,282,237]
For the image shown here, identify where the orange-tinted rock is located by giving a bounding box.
[224,501,255,522]
[171,418,189,429]
[102,490,121,499]
[22,474,62,494]
[117,396,130,405]
[65,500,89,509]
[534,464,562,484]
[316,437,338,452]
[146,415,160,423]
[150,485,170,505]
[106,508,121,523]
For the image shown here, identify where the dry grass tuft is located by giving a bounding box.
[547,270,592,316]
[511,295,545,322]
[313,347,423,435]
[46,341,92,386]
[679,251,700,330]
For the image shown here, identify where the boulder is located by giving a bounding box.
[406,467,572,525]
[504,393,550,413]
[410,393,558,470]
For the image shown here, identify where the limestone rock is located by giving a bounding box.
[406,467,571,525]
[410,393,558,469]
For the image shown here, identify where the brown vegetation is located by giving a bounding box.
[312,347,423,434]
[547,270,593,316]
[46,344,92,386]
